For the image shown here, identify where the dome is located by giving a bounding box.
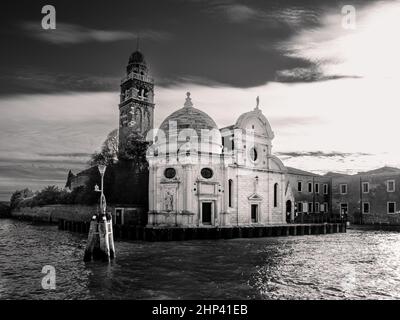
[159,93,218,137]
[128,50,146,65]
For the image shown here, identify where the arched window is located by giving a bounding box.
[274,183,278,207]
[228,179,233,207]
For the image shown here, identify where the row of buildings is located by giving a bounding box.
[288,166,400,225]
[68,49,400,227]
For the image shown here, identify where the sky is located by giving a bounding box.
[1,0,400,200]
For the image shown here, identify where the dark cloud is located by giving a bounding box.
[275,67,362,83]
[21,22,171,45]
[0,70,120,96]
[0,0,377,95]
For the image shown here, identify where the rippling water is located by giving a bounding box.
[1,219,400,299]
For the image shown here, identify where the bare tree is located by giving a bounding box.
[89,129,119,166]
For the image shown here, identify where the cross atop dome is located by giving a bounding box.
[184,92,193,108]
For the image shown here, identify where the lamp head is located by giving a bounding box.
[98,164,107,175]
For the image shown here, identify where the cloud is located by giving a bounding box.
[212,2,320,28]
[37,152,92,158]
[276,151,371,158]
[222,4,259,22]
[275,1,400,80]
[0,70,120,96]
[275,67,361,83]
[22,22,171,44]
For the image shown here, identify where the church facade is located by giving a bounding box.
[118,50,295,228]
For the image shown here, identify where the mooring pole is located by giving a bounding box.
[84,164,116,262]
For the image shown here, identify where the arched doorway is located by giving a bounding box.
[286,200,292,223]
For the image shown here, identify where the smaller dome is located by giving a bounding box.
[235,97,274,139]
[129,50,146,65]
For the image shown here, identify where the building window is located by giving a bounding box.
[164,168,176,179]
[201,168,213,179]
[362,182,369,193]
[308,202,313,213]
[387,202,396,214]
[251,204,258,223]
[297,181,303,192]
[340,184,348,194]
[228,179,233,208]
[323,202,328,212]
[249,147,258,162]
[315,183,319,194]
[387,180,395,192]
[308,182,313,193]
[274,183,278,207]
[315,202,320,213]
[323,184,328,195]
[297,202,303,213]
[363,202,370,214]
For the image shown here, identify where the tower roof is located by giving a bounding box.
[128,50,146,65]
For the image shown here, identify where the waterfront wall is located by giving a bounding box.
[10,204,147,225]
[0,202,10,217]
[58,219,347,241]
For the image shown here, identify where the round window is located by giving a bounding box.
[201,168,213,179]
[164,168,176,179]
[250,147,258,161]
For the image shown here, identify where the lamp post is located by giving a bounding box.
[84,163,115,262]
[94,164,107,220]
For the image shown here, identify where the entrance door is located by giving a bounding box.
[202,202,212,225]
[340,203,348,219]
[286,200,292,223]
[251,204,258,223]
[115,209,123,225]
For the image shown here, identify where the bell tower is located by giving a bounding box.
[118,49,155,159]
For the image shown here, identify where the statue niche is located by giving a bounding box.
[164,191,174,212]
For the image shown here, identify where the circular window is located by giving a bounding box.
[164,168,176,179]
[250,147,258,161]
[201,168,213,179]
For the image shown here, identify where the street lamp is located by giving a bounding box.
[94,164,107,220]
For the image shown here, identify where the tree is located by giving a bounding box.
[89,129,118,166]
[65,170,75,189]
[10,188,34,208]
[35,185,62,205]
[123,131,149,172]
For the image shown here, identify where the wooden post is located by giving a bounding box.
[84,215,116,262]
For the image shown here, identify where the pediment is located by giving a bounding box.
[248,193,263,201]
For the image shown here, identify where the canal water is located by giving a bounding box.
[1,219,400,299]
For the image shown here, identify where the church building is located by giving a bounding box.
[117,49,295,227]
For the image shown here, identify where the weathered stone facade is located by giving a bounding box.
[147,94,294,227]
[118,50,155,159]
